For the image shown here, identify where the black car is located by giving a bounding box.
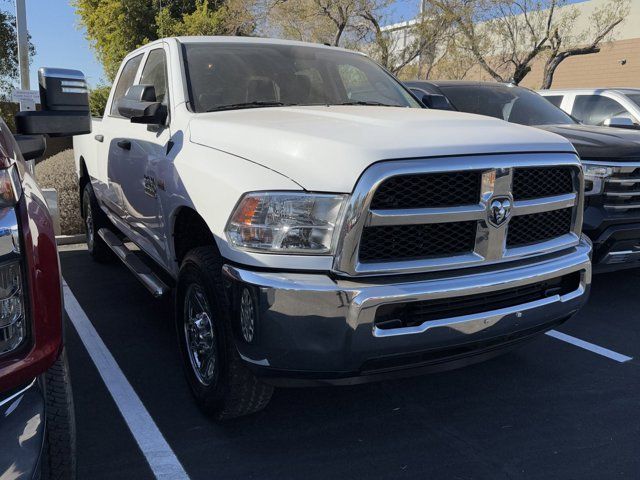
[406,80,640,273]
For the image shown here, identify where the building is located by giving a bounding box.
[385,0,640,89]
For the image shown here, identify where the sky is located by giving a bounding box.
[10,0,586,91]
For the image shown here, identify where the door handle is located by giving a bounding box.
[94,134,104,142]
[117,139,132,151]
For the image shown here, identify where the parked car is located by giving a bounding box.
[406,80,640,272]
[0,68,90,479]
[74,37,591,420]
[538,88,640,129]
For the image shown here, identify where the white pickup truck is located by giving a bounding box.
[74,36,592,419]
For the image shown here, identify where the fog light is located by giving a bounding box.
[239,287,256,343]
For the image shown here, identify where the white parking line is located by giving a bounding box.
[63,279,191,480]
[546,330,633,363]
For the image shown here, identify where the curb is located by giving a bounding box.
[56,234,85,246]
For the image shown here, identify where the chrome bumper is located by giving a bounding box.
[223,236,592,381]
[0,378,45,479]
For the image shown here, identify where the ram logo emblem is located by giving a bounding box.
[488,197,512,227]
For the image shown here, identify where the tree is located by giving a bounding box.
[360,2,452,75]
[0,5,35,98]
[427,0,629,86]
[541,0,629,88]
[73,0,254,81]
[88,85,111,117]
[265,0,453,76]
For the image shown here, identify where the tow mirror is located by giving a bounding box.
[14,68,92,137]
[603,116,639,129]
[117,85,167,125]
[410,88,453,111]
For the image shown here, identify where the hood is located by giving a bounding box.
[537,124,640,162]
[189,106,574,192]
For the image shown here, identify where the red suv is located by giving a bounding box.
[0,68,90,479]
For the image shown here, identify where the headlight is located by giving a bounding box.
[583,163,613,196]
[226,192,347,254]
[0,260,24,355]
[0,164,26,357]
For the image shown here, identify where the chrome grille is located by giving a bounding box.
[601,165,640,211]
[333,154,583,276]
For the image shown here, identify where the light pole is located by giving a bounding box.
[15,0,31,109]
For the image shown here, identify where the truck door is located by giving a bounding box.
[103,47,172,266]
[96,53,145,218]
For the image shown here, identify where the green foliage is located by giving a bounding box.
[73,0,247,81]
[157,1,227,37]
[0,7,35,97]
[89,85,111,117]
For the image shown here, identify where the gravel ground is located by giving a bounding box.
[35,149,84,235]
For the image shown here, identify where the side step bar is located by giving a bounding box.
[98,228,169,298]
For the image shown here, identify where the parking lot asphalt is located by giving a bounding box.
[60,246,640,480]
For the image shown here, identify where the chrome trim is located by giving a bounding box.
[583,160,640,211]
[0,378,36,409]
[333,153,584,277]
[38,67,86,80]
[225,236,591,338]
[601,250,640,265]
[368,204,485,226]
[0,207,20,257]
[511,193,577,216]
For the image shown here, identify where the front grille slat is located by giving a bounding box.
[507,208,573,247]
[359,222,477,263]
[371,171,481,210]
[513,167,573,200]
[603,167,640,211]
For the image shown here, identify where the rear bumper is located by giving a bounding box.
[223,237,592,386]
[0,378,45,479]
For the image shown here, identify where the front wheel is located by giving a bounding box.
[41,349,76,480]
[176,246,273,420]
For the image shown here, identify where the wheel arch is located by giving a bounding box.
[171,206,222,267]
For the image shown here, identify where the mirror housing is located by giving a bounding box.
[14,68,91,137]
[603,116,638,129]
[14,135,46,161]
[117,85,167,125]
[410,88,453,111]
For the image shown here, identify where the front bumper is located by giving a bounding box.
[223,237,592,386]
[0,378,45,479]
[583,203,640,272]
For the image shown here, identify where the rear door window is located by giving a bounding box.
[571,95,630,125]
[543,95,564,108]
[110,54,144,117]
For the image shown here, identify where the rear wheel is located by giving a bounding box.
[176,246,273,420]
[41,349,76,480]
[82,183,113,263]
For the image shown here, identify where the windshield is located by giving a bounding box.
[624,93,640,109]
[440,84,576,126]
[182,42,420,112]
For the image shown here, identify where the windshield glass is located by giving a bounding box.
[624,93,640,109]
[182,42,420,112]
[440,84,576,126]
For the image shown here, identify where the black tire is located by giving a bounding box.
[176,246,273,420]
[41,349,76,480]
[82,183,113,263]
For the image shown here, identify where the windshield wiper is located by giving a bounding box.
[335,101,402,107]
[206,101,292,112]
